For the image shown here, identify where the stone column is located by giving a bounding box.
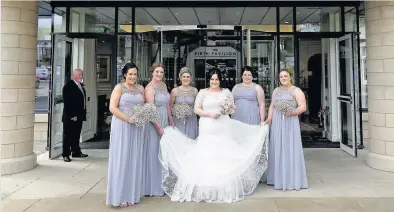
[365,1,394,172]
[1,1,38,175]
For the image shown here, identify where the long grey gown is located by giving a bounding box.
[232,83,261,125]
[106,84,144,206]
[266,86,308,190]
[172,87,198,139]
[142,83,170,196]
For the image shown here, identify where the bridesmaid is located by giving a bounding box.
[142,62,174,197]
[106,62,145,207]
[169,67,198,139]
[265,69,308,191]
[232,66,265,125]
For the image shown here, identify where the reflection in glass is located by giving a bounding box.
[279,7,293,32]
[54,7,66,33]
[70,7,115,33]
[296,7,341,32]
[340,101,353,148]
[339,38,352,96]
[279,35,294,75]
[118,7,133,33]
[117,35,132,83]
[53,103,64,151]
[247,34,276,109]
[345,7,357,32]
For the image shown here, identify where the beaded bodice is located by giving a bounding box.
[175,87,197,105]
[148,82,170,107]
[233,83,258,103]
[118,83,144,113]
[273,86,299,112]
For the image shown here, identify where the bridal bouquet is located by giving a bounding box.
[275,100,296,119]
[172,103,193,123]
[220,96,236,115]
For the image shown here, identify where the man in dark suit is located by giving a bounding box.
[62,68,88,162]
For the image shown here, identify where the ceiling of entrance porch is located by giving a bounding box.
[70,7,345,26]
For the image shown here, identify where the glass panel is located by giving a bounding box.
[70,7,115,33]
[279,35,294,75]
[50,36,71,159]
[338,37,352,96]
[345,7,357,32]
[117,35,132,83]
[340,101,354,149]
[279,7,293,32]
[118,7,133,33]
[54,7,66,33]
[136,34,156,86]
[235,7,277,32]
[248,33,276,110]
[296,7,341,32]
[37,12,52,114]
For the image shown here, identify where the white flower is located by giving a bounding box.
[172,103,193,123]
[220,96,236,115]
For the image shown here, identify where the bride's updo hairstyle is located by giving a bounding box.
[207,68,222,88]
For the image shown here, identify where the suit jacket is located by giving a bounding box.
[62,80,87,122]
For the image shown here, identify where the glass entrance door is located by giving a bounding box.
[337,34,359,157]
[244,29,277,112]
[48,35,73,159]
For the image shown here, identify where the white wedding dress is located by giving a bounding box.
[159,88,269,203]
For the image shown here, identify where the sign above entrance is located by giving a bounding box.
[192,47,238,58]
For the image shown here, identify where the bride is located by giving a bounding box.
[159,69,270,203]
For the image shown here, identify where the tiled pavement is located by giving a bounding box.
[2,149,394,212]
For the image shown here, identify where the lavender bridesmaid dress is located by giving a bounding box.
[172,87,198,139]
[267,86,308,190]
[232,83,267,182]
[106,84,144,206]
[142,84,170,196]
[232,83,260,125]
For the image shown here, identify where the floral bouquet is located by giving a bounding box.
[125,104,146,127]
[275,100,296,119]
[219,96,236,115]
[142,103,160,124]
[124,103,159,127]
[172,103,193,123]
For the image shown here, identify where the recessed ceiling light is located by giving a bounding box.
[175,12,179,15]
[182,21,185,24]
[129,21,132,24]
[236,12,240,15]
[285,21,289,24]
[234,21,237,24]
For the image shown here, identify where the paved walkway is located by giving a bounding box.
[2,149,394,212]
